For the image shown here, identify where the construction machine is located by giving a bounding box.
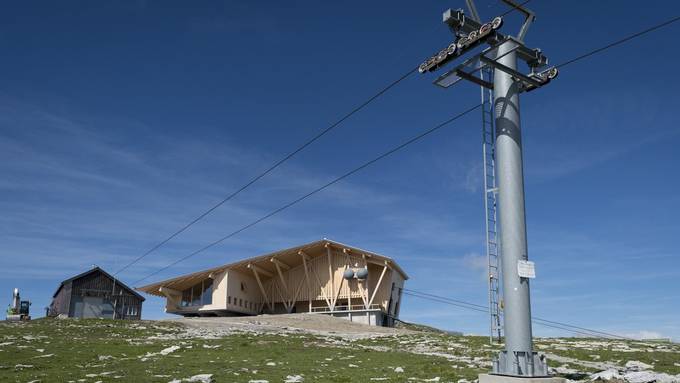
[6,288,31,321]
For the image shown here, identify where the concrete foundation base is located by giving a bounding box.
[479,374,567,383]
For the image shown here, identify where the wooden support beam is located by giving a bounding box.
[248,264,273,311]
[348,279,352,311]
[288,277,306,313]
[248,263,273,278]
[360,255,370,309]
[357,278,369,309]
[300,250,331,309]
[368,264,389,308]
[332,270,346,310]
[274,281,290,312]
[270,257,291,270]
[325,243,334,310]
[299,251,312,313]
[366,257,392,268]
[272,259,288,292]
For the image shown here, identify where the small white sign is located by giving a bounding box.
[517,260,536,279]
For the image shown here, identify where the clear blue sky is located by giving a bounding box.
[1,0,678,340]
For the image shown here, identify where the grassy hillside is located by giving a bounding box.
[1,318,678,382]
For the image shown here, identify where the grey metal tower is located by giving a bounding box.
[418,1,560,380]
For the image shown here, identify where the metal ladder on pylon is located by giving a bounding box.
[481,65,503,344]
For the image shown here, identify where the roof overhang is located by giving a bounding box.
[136,239,408,298]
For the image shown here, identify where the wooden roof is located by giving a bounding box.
[136,239,408,297]
[53,266,145,301]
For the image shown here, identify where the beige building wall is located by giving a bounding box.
[225,270,262,315]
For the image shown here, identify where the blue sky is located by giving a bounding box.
[1,0,679,341]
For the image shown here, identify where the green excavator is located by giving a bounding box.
[6,288,31,321]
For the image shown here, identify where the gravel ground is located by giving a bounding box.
[168,313,413,339]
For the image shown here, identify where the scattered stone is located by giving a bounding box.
[590,369,623,381]
[395,367,404,373]
[186,374,213,383]
[160,346,181,355]
[625,361,654,371]
[284,375,304,382]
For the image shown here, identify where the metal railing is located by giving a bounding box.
[310,304,381,313]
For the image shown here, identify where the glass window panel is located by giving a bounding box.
[191,283,201,306]
[202,279,213,305]
[181,288,191,307]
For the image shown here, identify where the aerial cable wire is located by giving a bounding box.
[114,1,538,278]
[132,12,680,285]
[133,104,482,285]
[403,289,636,340]
[113,66,417,276]
[555,15,680,68]
[402,291,633,340]
[402,291,602,338]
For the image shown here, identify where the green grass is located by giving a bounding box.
[0,318,480,382]
[2,319,678,382]
[534,338,680,375]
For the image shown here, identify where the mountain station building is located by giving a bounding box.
[136,239,408,327]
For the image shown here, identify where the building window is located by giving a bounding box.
[191,284,201,306]
[180,278,214,307]
[182,289,191,307]
[126,306,138,316]
[228,296,232,305]
[239,298,242,307]
[201,279,213,305]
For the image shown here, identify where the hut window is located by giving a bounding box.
[180,279,214,307]
[181,289,191,307]
[201,279,213,305]
[191,284,201,306]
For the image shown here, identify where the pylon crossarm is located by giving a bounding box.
[433,41,520,89]
[479,56,542,87]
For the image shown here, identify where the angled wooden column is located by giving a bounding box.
[368,261,390,308]
[274,283,290,312]
[332,269,346,309]
[299,250,313,313]
[300,249,332,310]
[248,263,274,312]
[325,243,334,310]
[287,277,306,313]
[271,257,290,292]
[360,254,370,309]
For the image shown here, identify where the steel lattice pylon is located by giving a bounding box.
[481,66,502,345]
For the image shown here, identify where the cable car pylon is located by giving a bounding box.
[418,1,563,381]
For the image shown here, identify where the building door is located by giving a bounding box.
[82,297,103,318]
